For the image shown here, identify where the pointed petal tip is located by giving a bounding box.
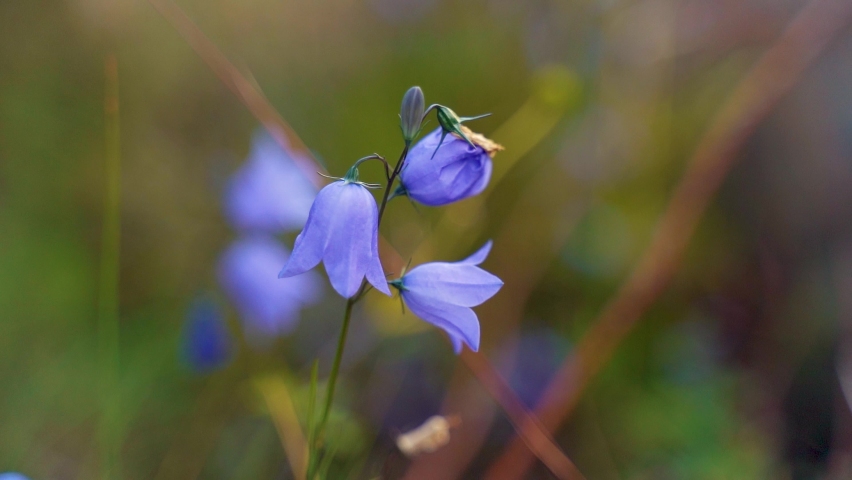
[330,281,359,299]
[461,240,494,265]
[372,280,392,296]
[450,335,463,354]
[277,265,293,279]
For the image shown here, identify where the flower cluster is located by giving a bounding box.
[218,131,323,345]
[279,88,504,353]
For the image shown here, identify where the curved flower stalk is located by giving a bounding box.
[397,126,503,206]
[219,235,322,341]
[278,168,391,298]
[224,131,317,233]
[390,241,503,353]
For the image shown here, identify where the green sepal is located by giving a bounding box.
[429,105,491,159]
[342,165,360,183]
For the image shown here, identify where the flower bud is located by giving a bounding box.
[396,126,504,206]
[400,86,425,144]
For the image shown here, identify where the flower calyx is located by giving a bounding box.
[425,104,491,159]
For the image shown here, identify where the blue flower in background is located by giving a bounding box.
[224,131,317,233]
[219,236,322,341]
[390,241,503,353]
[0,474,31,480]
[494,330,570,408]
[180,298,232,373]
[279,178,391,298]
[396,127,501,206]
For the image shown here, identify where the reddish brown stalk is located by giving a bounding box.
[146,0,326,186]
[461,350,586,480]
[484,0,852,478]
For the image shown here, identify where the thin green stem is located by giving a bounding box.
[308,298,353,479]
[316,298,354,434]
[377,144,409,227]
[307,143,410,479]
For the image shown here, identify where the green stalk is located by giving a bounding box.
[307,144,410,479]
[376,144,408,226]
[98,54,122,480]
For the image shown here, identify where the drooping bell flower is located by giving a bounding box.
[180,297,233,373]
[224,130,317,233]
[219,236,322,341]
[278,166,391,298]
[390,241,503,353]
[395,127,503,206]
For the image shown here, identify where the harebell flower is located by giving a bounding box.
[276,87,503,477]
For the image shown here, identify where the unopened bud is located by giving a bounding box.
[400,86,425,144]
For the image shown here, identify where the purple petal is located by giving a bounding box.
[0,474,31,480]
[323,183,386,297]
[365,214,391,295]
[181,298,232,373]
[448,335,463,355]
[400,128,493,206]
[403,263,503,307]
[278,181,340,278]
[402,292,481,353]
[459,240,493,265]
[224,131,316,233]
[219,236,322,339]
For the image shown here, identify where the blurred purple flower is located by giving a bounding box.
[180,297,232,373]
[219,236,322,340]
[391,241,503,353]
[279,180,391,299]
[494,330,569,408]
[0,474,30,480]
[397,127,501,206]
[224,131,317,233]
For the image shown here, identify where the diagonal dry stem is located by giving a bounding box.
[484,0,852,478]
[146,0,325,186]
[461,350,586,480]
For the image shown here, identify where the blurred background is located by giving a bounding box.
[2,0,852,478]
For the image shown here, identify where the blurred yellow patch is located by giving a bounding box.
[365,290,430,337]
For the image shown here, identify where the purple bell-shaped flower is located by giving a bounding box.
[224,131,317,233]
[397,127,503,206]
[219,235,322,341]
[390,241,503,353]
[278,168,391,299]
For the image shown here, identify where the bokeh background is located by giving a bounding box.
[3,0,852,478]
